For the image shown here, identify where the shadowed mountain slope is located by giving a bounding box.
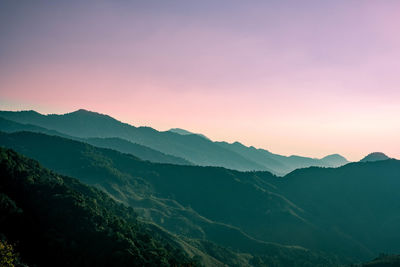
[1,131,399,264]
[361,254,400,266]
[85,137,192,165]
[0,147,199,267]
[0,109,348,175]
[0,110,267,171]
[281,161,400,258]
[0,131,344,266]
[360,152,391,162]
[0,116,192,166]
[216,141,349,175]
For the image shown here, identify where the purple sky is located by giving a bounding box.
[1,0,399,161]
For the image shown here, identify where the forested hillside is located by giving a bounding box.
[0,147,198,266]
[0,132,344,266]
[4,131,400,265]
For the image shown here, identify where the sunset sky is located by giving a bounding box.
[1,0,399,161]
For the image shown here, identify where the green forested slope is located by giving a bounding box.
[0,131,342,266]
[0,147,197,266]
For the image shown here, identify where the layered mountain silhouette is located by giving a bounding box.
[0,109,349,175]
[169,128,210,140]
[0,116,192,165]
[1,130,399,266]
[0,133,342,266]
[216,141,348,175]
[360,152,391,162]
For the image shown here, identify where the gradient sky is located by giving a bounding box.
[1,0,399,161]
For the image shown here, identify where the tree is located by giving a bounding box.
[0,240,18,267]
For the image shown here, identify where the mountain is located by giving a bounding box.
[0,147,198,266]
[0,110,268,172]
[320,154,349,166]
[0,116,192,166]
[0,109,349,175]
[1,131,399,264]
[215,141,286,174]
[169,128,210,140]
[0,116,72,138]
[216,141,349,175]
[84,137,192,165]
[0,131,344,266]
[360,152,391,162]
[281,161,400,258]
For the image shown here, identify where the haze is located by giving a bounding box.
[1,0,399,161]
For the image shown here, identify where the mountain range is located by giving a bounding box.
[0,147,199,266]
[0,108,398,266]
[0,109,349,175]
[0,132,341,266]
[0,129,399,266]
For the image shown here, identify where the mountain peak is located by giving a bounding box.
[74,108,91,113]
[320,154,349,167]
[69,109,100,116]
[360,152,390,162]
[321,154,348,161]
[65,109,117,121]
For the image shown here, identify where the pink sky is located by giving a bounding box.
[1,0,399,161]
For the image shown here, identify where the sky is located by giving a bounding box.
[0,0,399,161]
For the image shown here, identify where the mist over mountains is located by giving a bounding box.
[0,109,399,266]
[0,109,350,175]
[2,0,399,265]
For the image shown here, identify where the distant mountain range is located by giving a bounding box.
[0,109,350,175]
[0,116,192,166]
[0,130,399,266]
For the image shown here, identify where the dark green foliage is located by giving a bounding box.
[353,254,400,267]
[1,131,399,266]
[193,240,341,267]
[365,254,400,266]
[280,162,400,258]
[0,131,345,266]
[0,148,197,267]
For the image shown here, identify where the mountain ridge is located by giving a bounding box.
[0,147,200,266]
[168,128,210,140]
[0,131,345,266]
[1,130,399,264]
[0,109,349,175]
[0,116,193,166]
